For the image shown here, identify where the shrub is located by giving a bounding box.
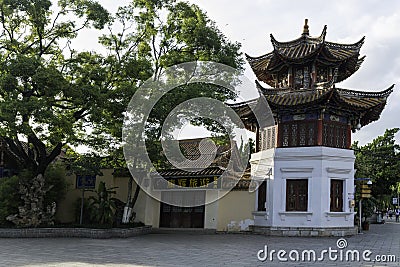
[0,175,21,225]
[89,181,118,226]
[44,162,70,208]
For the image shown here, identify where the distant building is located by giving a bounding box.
[57,138,255,232]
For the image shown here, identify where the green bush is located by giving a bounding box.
[89,181,118,226]
[0,162,69,226]
[44,162,70,207]
[0,175,21,225]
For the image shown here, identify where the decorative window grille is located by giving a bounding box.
[341,126,347,148]
[282,124,289,147]
[259,126,278,150]
[294,69,303,89]
[322,121,348,149]
[286,179,308,211]
[299,124,306,146]
[330,179,344,212]
[308,124,315,146]
[303,66,310,89]
[336,127,341,147]
[290,124,298,146]
[329,124,335,147]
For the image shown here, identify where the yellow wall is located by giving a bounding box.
[56,170,255,232]
[56,169,133,223]
[216,190,255,232]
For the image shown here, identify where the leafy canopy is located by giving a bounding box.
[353,128,400,197]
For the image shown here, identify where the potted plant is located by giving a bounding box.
[361,198,377,231]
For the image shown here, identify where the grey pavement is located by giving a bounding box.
[0,221,399,267]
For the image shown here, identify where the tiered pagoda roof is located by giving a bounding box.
[246,19,366,87]
[235,19,394,131]
[232,83,394,128]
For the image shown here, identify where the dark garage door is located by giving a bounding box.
[160,191,205,228]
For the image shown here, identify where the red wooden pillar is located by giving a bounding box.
[346,124,352,149]
[276,124,282,148]
[317,119,323,146]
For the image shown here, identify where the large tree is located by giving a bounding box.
[0,0,244,225]
[0,0,110,226]
[353,128,400,202]
[94,0,243,151]
[0,0,109,176]
[93,0,244,221]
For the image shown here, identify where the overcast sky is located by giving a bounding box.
[92,0,400,146]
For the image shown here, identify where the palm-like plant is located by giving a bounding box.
[89,182,118,226]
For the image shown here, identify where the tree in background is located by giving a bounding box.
[353,128,400,209]
[0,0,109,226]
[92,0,244,222]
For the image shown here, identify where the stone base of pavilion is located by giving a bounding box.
[250,225,358,237]
[250,147,357,237]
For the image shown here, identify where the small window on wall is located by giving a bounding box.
[286,179,308,211]
[330,179,344,212]
[257,181,267,211]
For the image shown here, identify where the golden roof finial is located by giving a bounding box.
[303,19,309,35]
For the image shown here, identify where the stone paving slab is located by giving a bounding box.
[0,221,399,267]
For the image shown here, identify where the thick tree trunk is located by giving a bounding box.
[122,175,141,224]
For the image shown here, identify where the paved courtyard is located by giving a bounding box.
[0,221,399,267]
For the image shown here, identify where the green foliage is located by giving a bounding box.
[361,197,378,221]
[95,0,244,158]
[353,128,400,198]
[66,152,104,176]
[0,0,111,176]
[0,0,243,225]
[0,163,68,226]
[88,181,118,225]
[0,176,21,225]
[43,162,70,208]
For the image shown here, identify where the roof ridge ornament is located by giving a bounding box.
[302,18,309,36]
[320,25,327,42]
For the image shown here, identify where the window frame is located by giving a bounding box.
[330,179,344,212]
[286,179,308,212]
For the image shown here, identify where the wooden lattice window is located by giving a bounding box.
[279,121,318,147]
[282,124,289,147]
[290,124,298,146]
[299,124,306,146]
[322,121,348,149]
[286,179,308,211]
[294,69,303,89]
[308,125,315,146]
[330,179,343,212]
[303,66,310,89]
